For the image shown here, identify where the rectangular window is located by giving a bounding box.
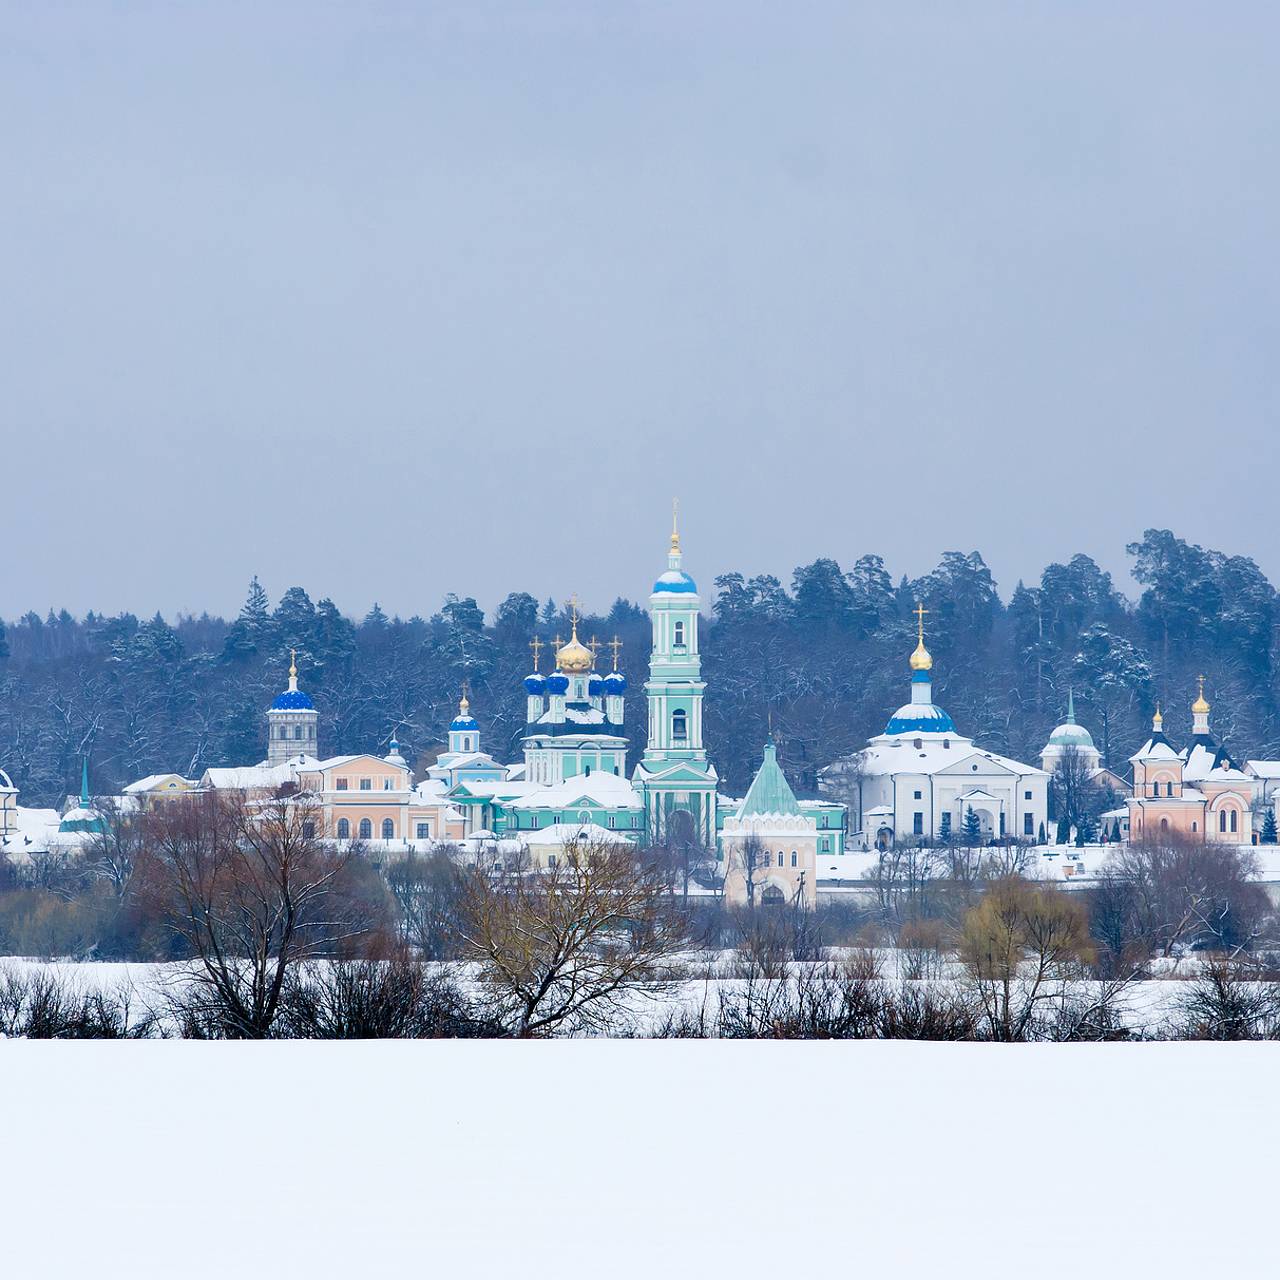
[1023,813,1034,836]
[913,812,923,835]
[302,821,316,840]
[416,822,430,839]
[913,790,922,800]
[360,779,372,791]
[1024,791,1032,801]
[335,778,348,791]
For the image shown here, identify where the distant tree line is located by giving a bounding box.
[1,528,1278,807]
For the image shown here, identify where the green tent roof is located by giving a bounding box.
[739,741,802,818]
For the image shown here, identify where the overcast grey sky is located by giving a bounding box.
[3,2,1277,622]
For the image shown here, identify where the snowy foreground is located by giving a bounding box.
[1,1039,1275,1278]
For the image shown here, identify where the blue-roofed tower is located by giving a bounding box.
[449,688,481,755]
[266,650,318,764]
[634,502,718,846]
[879,604,958,738]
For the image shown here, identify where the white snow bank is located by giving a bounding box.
[0,1039,1275,1276]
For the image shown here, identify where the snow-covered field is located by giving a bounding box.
[1,1038,1275,1277]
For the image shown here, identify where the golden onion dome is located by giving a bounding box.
[909,601,932,671]
[556,627,593,674]
[1192,675,1210,715]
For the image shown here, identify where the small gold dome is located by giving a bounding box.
[1192,675,1210,716]
[1153,705,1163,731]
[909,601,932,671]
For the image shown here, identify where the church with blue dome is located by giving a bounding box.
[820,604,1050,849]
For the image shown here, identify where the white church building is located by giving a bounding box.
[820,607,1049,849]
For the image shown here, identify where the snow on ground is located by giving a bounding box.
[0,1039,1276,1277]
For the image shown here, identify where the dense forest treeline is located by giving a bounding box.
[1,528,1278,808]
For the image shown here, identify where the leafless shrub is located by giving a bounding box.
[0,964,154,1038]
[278,955,496,1038]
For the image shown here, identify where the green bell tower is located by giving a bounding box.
[634,503,719,846]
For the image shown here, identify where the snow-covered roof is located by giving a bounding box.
[1129,737,1179,763]
[122,773,192,794]
[523,822,631,847]
[429,751,503,773]
[0,806,62,860]
[1246,760,1280,780]
[533,706,613,728]
[201,762,303,790]
[851,740,1046,780]
[509,773,641,811]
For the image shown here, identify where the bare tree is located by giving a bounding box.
[385,847,468,959]
[1094,837,1269,960]
[85,797,148,899]
[959,876,1093,1041]
[137,792,357,1038]
[731,833,770,909]
[460,838,687,1037]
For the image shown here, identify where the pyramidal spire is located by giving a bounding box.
[1066,688,1076,723]
[739,739,801,818]
[80,755,90,807]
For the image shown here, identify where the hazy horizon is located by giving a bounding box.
[4,2,1278,621]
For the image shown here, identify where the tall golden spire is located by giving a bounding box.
[1192,674,1210,716]
[670,497,680,552]
[909,602,932,672]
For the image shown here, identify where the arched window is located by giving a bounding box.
[674,621,685,648]
[791,851,798,867]
[359,818,372,839]
[337,818,350,839]
[1230,809,1238,833]
[381,818,394,839]
[777,851,784,866]
[294,725,303,740]
[1220,810,1227,833]
[672,710,687,741]
[1160,818,1169,832]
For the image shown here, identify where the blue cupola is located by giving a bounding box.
[604,670,628,694]
[883,603,956,736]
[448,690,480,754]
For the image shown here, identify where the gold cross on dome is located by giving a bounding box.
[529,636,543,671]
[567,594,581,628]
[609,635,623,670]
[914,601,928,639]
[589,635,601,664]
